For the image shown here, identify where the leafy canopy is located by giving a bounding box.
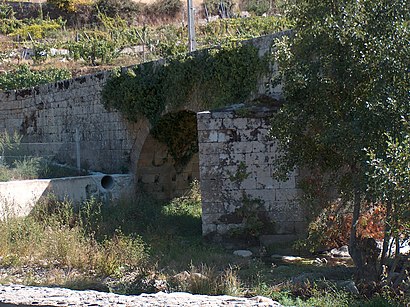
[271,0,409,282]
[271,0,409,192]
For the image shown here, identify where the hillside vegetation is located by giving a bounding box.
[0,0,290,90]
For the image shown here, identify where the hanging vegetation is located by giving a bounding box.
[102,42,268,125]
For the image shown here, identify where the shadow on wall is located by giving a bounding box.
[0,174,133,219]
[136,110,200,200]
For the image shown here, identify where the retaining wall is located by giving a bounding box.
[0,174,133,218]
[0,72,148,174]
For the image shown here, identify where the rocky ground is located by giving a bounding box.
[0,284,282,307]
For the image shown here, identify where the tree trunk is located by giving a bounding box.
[349,186,364,279]
[349,181,380,282]
[379,199,392,276]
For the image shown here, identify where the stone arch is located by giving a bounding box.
[136,110,199,200]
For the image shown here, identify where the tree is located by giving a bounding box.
[271,0,409,284]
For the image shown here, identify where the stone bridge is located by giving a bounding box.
[0,31,305,244]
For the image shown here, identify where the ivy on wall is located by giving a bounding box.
[102,42,268,125]
[151,111,198,172]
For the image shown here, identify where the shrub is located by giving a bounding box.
[96,0,143,20]
[240,0,271,16]
[203,0,236,17]
[12,157,43,180]
[0,64,72,90]
[147,0,183,19]
[47,0,95,13]
[9,19,63,40]
[0,3,22,35]
[67,36,119,65]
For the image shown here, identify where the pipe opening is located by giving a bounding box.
[101,175,114,190]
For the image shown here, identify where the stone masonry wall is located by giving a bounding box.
[0,32,288,204]
[197,104,305,242]
[137,133,200,200]
[0,72,149,174]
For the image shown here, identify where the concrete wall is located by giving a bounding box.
[0,174,133,219]
[197,104,306,242]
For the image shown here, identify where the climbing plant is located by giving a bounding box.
[151,111,198,172]
[102,42,267,125]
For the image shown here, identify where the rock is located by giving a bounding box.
[281,256,303,262]
[0,284,285,306]
[330,245,350,258]
[173,271,208,283]
[233,250,253,257]
[314,257,328,265]
[240,11,251,18]
[250,295,282,306]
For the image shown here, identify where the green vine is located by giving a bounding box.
[228,161,251,185]
[102,41,268,125]
[151,111,198,172]
[228,192,275,239]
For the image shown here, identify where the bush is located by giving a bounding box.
[240,0,271,16]
[203,0,236,17]
[0,3,22,35]
[47,0,94,13]
[147,0,183,19]
[96,0,143,20]
[67,35,119,65]
[9,18,63,40]
[0,64,72,91]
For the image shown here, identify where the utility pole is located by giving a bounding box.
[187,0,196,52]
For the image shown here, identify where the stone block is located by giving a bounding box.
[197,118,222,131]
[202,201,225,214]
[211,111,234,119]
[275,188,299,202]
[198,130,218,143]
[201,213,221,225]
[197,111,211,120]
[202,223,217,235]
[278,176,296,189]
[245,189,275,208]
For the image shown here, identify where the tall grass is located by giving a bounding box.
[0,197,147,276]
[0,180,407,306]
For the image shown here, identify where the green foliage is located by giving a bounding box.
[271,0,409,282]
[367,129,410,244]
[234,192,274,238]
[228,161,251,185]
[96,0,143,19]
[0,131,21,157]
[0,64,72,91]
[67,34,119,65]
[146,0,183,19]
[47,0,94,13]
[151,111,198,171]
[9,18,64,40]
[0,197,148,276]
[203,0,236,17]
[198,16,291,46]
[12,157,43,180]
[0,3,14,19]
[241,0,271,16]
[103,42,267,124]
[161,180,202,235]
[0,3,21,35]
